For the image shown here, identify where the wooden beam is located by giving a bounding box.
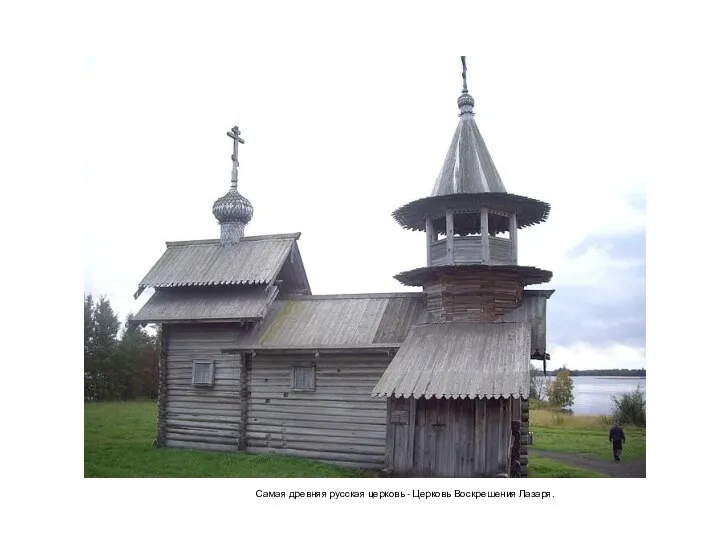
[425,216,435,266]
[480,207,490,263]
[445,210,455,264]
[509,211,518,264]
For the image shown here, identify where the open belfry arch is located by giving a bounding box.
[132,57,553,477]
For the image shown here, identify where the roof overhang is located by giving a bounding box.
[392,193,550,234]
[221,345,400,356]
[394,264,553,287]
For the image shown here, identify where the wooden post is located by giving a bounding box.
[154,324,169,448]
[426,216,435,266]
[238,353,250,451]
[445,209,454,264]
[509,212,518,264]
[480,207,490,263]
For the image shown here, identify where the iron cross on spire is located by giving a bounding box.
[226,126,245,189]
[461,56,468,92]
[227,126,245,164]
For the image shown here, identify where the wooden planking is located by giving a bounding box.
[250,446,385,465]
[489,236,512,265]
[248,425,386,441]
[166,439,237,453]
[429,235,513,266]
[496,293,549,354]
[389,397,514,478]
[164,323,244,451]
[247,353,390,468]
[423,270,524,322]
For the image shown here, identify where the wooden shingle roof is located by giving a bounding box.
[134,233,309,298]
[371,321,531,399]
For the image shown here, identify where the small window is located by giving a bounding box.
[192,360,215,386]
[291,365,315,391]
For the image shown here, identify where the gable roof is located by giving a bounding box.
[371,321,531,399]
[132,285,278,323]
[224,293,429,352]
[134,233,310,298]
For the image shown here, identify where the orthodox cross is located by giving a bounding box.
[461,56,468,92]
[226,126,245,188]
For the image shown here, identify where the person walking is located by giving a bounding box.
[609,422,626,462]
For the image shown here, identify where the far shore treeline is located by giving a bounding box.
[541,368,646,377]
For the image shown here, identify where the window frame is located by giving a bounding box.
[191,360,215,387]
[290,364,316,392]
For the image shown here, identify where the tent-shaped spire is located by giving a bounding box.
[430,57,506,196]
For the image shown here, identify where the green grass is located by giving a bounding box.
[530,408,646,462]
[527,456,607,478]
[85,400,369,478]
[85,400,643,478]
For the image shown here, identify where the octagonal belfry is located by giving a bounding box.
[392,59,552,323]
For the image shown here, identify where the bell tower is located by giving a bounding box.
[392,57,552,322]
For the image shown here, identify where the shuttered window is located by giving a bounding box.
[291,365,315,391]
[192,360,215,386]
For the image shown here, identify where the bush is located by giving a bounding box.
[611,386,646,427]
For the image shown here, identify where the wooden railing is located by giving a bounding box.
[429,236,514,266]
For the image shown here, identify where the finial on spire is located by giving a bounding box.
[226,126,245,189]
[461,56,468,93]
[457,56,475,116]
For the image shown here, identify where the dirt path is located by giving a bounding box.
[532,450,646,478]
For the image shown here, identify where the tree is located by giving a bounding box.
[118,315,158,399]
[547,366,575,409]
[84,295,120,400]
[529,363,549,401]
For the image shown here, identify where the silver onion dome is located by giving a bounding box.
[212,188,254,224]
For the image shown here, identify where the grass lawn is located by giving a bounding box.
[527,456,607,478]
[85,400,636,478]
[530,409,646,463]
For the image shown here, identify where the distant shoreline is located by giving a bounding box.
[586,376,645,380]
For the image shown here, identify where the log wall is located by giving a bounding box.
[423,270,524,322]
[163,323,245,452]
[246,354,391,469]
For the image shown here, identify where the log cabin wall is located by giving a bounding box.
[423,271,524,322]
[386,396,516,477]
[162,323,246,452]
[246,353,392,469]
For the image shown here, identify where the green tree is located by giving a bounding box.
[118,315,158,399]
[547,366,575,409]
[84,295,120,400]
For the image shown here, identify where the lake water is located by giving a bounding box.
[569,376,646,416]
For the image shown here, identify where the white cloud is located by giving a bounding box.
[549,342,646,371]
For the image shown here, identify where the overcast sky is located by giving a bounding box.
[79,9,663,371]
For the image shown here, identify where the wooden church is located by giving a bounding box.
[133,57,553,477]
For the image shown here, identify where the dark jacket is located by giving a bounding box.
[609,425,626,443]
